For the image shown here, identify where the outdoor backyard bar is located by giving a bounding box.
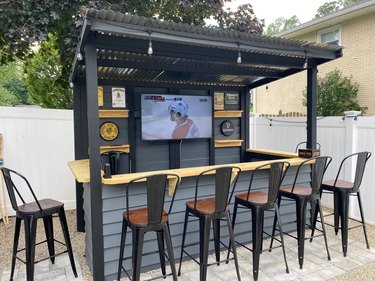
[67,9,342,281]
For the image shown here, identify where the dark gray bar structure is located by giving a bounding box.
[68,9,342,280]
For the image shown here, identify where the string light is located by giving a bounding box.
[147,31,153,55]
[236,43,241,64]
[303,57,308,69]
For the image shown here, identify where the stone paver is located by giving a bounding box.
[2,233,375,281]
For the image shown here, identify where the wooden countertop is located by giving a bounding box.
[247,148,298,158]
[68,149,304,186]
[68,159,90,183]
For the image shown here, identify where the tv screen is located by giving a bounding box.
[141,94,212,140]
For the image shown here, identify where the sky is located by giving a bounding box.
[226,0,329,26]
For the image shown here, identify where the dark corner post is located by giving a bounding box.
[73,81,85,232]
[243,86,251,161]
[306,63,318,150]
[85,32,105,280]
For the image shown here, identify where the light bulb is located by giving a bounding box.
[237,51,242,64]
[147,40,153,55]
[77,52,83,61]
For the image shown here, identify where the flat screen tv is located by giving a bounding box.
[141,94,212,140]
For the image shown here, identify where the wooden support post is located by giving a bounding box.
[0,133,9,224]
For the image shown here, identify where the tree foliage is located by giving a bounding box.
[0,61,29,106]
[0,0,264,109]
[24,35,72,109]
[303,69,367,116]
[216,4,264,33]
[315,0,362,18]
[265,16,300,36]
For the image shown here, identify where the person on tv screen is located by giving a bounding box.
[168,100,199,139]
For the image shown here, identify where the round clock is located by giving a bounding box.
[100,122,119,141]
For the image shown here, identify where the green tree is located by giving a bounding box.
[315,0,362,18]
[265,16,300,36]
[302,69,367,116]
[216,4,264,33]
[0,61,29,106]
[0,0,264,109]
[24,35,72,109]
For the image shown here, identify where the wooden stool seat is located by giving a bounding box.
[18,199,63,215]
[280,185,312,196]
[186,198,229,215]
[235,191,268,205]
[322,179,353,190]
[123,208,168,227]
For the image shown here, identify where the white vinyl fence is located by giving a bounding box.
[1,107,375,224]
[0,106,75,216]
[251,116,375,224]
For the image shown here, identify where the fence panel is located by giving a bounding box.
[0,106,75,215]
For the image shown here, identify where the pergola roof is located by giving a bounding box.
[70,9,343,88]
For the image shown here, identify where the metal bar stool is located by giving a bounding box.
[0,167,78,281]
[295,141,321,153]
[117,173,181,281]
[313,151,371,256]
[178,166,241,281]
[227,161,290,281]
[270,156,332,269]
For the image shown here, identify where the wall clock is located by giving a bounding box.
[100,122,119,141]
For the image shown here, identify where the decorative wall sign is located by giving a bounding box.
[100,122,119,141]
[220,120,235,136]
[98,86,104,107]
[214,92,224,110]
[112,88,126,108]
[224,93,239,105]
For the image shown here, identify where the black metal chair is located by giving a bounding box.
[227,161,290,281]
[178,166,241,281]
[314,151,372,256]
[270,156,332,269]
[295,141,321,153]
[0,167,78,281]
[117,173,181,281]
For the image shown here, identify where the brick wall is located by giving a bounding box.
[255,12,375,115]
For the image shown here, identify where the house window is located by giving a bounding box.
[318,26,341,45]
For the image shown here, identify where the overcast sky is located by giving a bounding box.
[227,0,329,26]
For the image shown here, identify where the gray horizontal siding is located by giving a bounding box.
[215,147,241,164]
[180,140,210,168]
[82,165,312,280]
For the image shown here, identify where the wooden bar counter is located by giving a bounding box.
[68,149,311,280]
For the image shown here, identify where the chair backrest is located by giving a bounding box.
[246,161,290,207]
[290,156,332,197]
[125,173,180,225]
[194,166,241,214]
[334,151,371,192]
[0,167,42,213]
[295,141,321,153]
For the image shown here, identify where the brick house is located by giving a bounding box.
[254,0,375,116]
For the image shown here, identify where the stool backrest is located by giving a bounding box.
[334,151,371,192]
[246,161,290,207]
[0,167,42,213]
[125,173,180,225]
[295,141,321,153]
[289,156,332,197]
[195,166,241,214]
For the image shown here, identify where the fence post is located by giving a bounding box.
[344,117,357,217]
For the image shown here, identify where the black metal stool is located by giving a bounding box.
[178,166,241,281]
[270,156,332,269]
[117,173,181,281]
[1,167,78,281]
[314,151,371,256]
[228,161,290,281]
